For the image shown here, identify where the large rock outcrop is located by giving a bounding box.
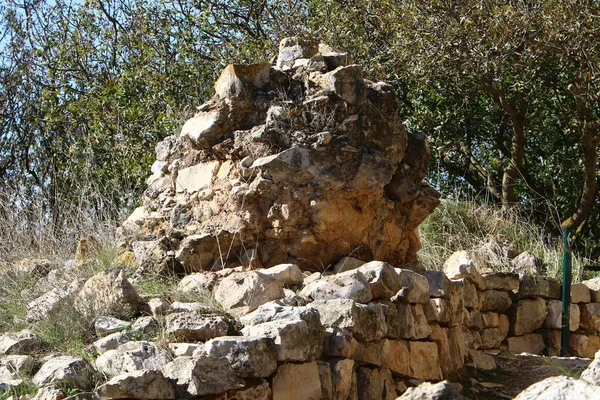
[119,37,440,274]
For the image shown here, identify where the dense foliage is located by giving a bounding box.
[1,0,598,258]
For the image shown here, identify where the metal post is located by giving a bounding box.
[561,226,572,356]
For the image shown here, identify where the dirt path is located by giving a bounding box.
[458,352,592,399]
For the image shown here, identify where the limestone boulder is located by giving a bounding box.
[177,273,217,292]
[466,349,496,370]
[97,370,175,400]
[332,257,365,274]
[481,290,512,313]
[356,367,396,400]
[512,297,548,336]
[381,339,410,376]
[94,316,131,338]
[0,330,41,355]
[258,263,304,286]
[119,38,440,278]
[511,251,543,275]
[579,303,600,333]
[518,275,561,300]
[0,355,34,379]
[408,341,443,380]
[214,271,285,316]
[506,334,545,354]
[482,272,520,291]
[165,312,229,342]
[93,332,134,354]
[421,271,452,299]
[571,283,591,303]
[392,269,429,304]
[204,336,278,377]
[329,358,358,400]
[357,261,402,300]
[33,356,95,390]
[581,349,600,385]
[240,304,324,360]
[168,343,203,358]
[570,334,600,358]
[443,251,486,290]
[77,267,142,320]
[26,279,83,322]
[272,362,322,400]
[308,299,387,342]
[163,355,244,398]
[514,376,598,399]
[398,380,465,400]
[241,319,319,362]
[299,269,373,303]
[582,277,600,302]
[95,341,170,378]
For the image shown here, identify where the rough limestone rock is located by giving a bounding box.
[97,370,175,400]
[570,334,600,358]
[77,267,142,320]
[308,299,387,342]
[177,272,218,292]
[240,304,324,360]
[258,263,304,286]
[398,380,466,400]
[518,275,561,300]
[356,261,402,300]
[204,336,278,377]
[26,279,83,322]
[579,303,600,333]
[512,298,548,336]
[0,330,42,355]
[33,356,94,390]
[93,332,134,354]
[272,362,322,400]
[506,334,545,354]
[481,290,512,313]
[356,367,396,400]
[482,272,520,291]
[421,271,452,299]
[299,269,373,303]
[514,376,598,399]
[393,269,430,304]
[118,37,440,275]
[214,271,285,316]
[164,312,229,341]
[571,283,591,304]
[443,251,486,290]
[333,257,365,273]
[95,341,170,378]
[163,355,244,398]
[0,355,34,379]
[511,251,543,275]
[94,316,131,338]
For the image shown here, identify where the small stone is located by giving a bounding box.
[579,303,600,333]
[482,272,519,291]
[545,300,579,331]
[300,269,373,304]
[571,283,591,303]
[93,332,134,354]
[467,349,496,370]
[332,257,365,273]
[518,275,561,300]
[570,334,600,358]
[421,271,452,299]
[357,261,402,300]
[512,298,548,336]
[214,271,285,316]
[177,273,218,292]
[168,343,203,357]
[95,341,170,378]
[258,264,304,286]
[398,380,465,400]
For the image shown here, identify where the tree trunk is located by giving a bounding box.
[501,115,526,209]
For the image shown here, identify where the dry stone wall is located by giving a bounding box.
[5,253,600,399]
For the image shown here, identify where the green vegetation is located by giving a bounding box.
[418,200,595,281]
[0,1,598,262]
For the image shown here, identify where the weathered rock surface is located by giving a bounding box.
[95,341,170,377]
[443,251,486,290]
[398,380,465,399]
[299,269,373,303]
[272,362,322,400]
[77,267,142,320]
[97,370,175,400]
[518,276,561,300]
[163,355,244,397]
[94,316,131,338]
[165,312,229,341]
[0,330,41,355]
[118,37,440,274]
[33,356,94,390]
[514,376,598,399]
[204,336,278,377]
[580,349,600,384]
[214,271,285,316]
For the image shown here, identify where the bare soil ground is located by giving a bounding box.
[459,352,592,399]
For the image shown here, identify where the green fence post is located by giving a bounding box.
[561,226,572,356]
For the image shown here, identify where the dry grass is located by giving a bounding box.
[418,199,594,281]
